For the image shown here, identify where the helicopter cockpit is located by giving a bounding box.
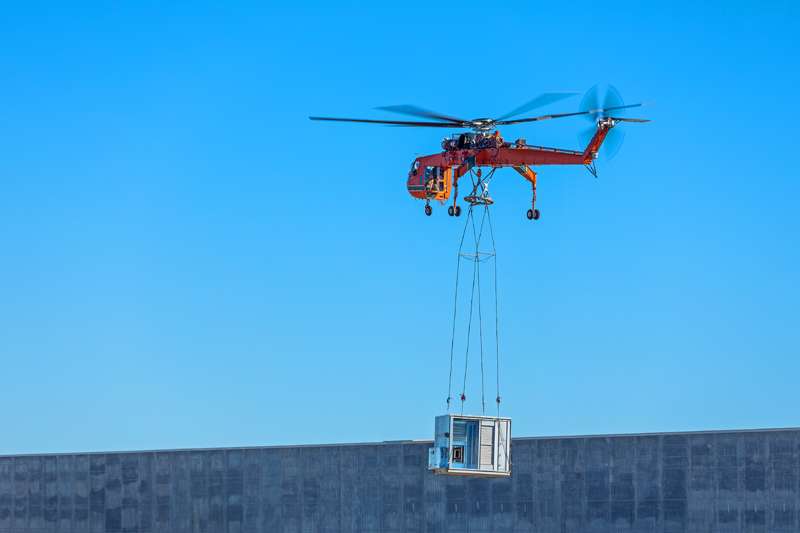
[407,159,453,204]
[424,166,446,193]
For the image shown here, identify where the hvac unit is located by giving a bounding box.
[427,414,511,477]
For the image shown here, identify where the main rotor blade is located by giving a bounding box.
[309,116,460,127]
[608,117,651,123]
[495,92,578,121]
[375,104,467,124]
[496,103,644,125]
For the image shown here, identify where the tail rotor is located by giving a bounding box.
[578,84,636,160]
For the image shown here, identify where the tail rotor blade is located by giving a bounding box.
[603,127,626,160]
[579,84,601,122]
[602,85,625,115]
[578,125,596,150]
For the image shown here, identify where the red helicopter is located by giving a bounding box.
[310,85,649,220]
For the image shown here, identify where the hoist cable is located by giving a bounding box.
[476,208,487,415]
[461,205,489,415]
[447,209,472,411]
[486,207,501,416]
[460,208,480,414]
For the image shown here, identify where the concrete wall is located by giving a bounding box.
[0,428,798,533]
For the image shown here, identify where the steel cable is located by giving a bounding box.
[460,209,479,414]
[447,209,472,412]
[486,208,501,417]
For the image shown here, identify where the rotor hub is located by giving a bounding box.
[469,118,496,132]
[598,116,615,128]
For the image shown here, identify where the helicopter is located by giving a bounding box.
[310,85,649,220]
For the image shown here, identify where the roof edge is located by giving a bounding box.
[2,426,799,458]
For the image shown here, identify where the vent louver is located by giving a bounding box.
[453,421,467,441]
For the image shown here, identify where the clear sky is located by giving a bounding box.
[1,2,798,454]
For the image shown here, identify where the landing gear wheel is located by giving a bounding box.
[425,204,432,216]
[447,205,454,217]
[454,205,461,217]
[527,208,541,220]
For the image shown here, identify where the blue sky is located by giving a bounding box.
[1,2,798,454]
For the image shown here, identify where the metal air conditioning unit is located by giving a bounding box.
[427,414,511,477]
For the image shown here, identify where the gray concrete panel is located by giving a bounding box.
[1,428,798,532]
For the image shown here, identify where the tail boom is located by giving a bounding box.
[581,119,615,161]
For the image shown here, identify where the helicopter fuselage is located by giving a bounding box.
[407,125,611,202]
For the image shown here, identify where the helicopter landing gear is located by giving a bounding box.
[510,164,541,222]
[449,184,461,217]
[425,203,432,216]
[528,171,539,221]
